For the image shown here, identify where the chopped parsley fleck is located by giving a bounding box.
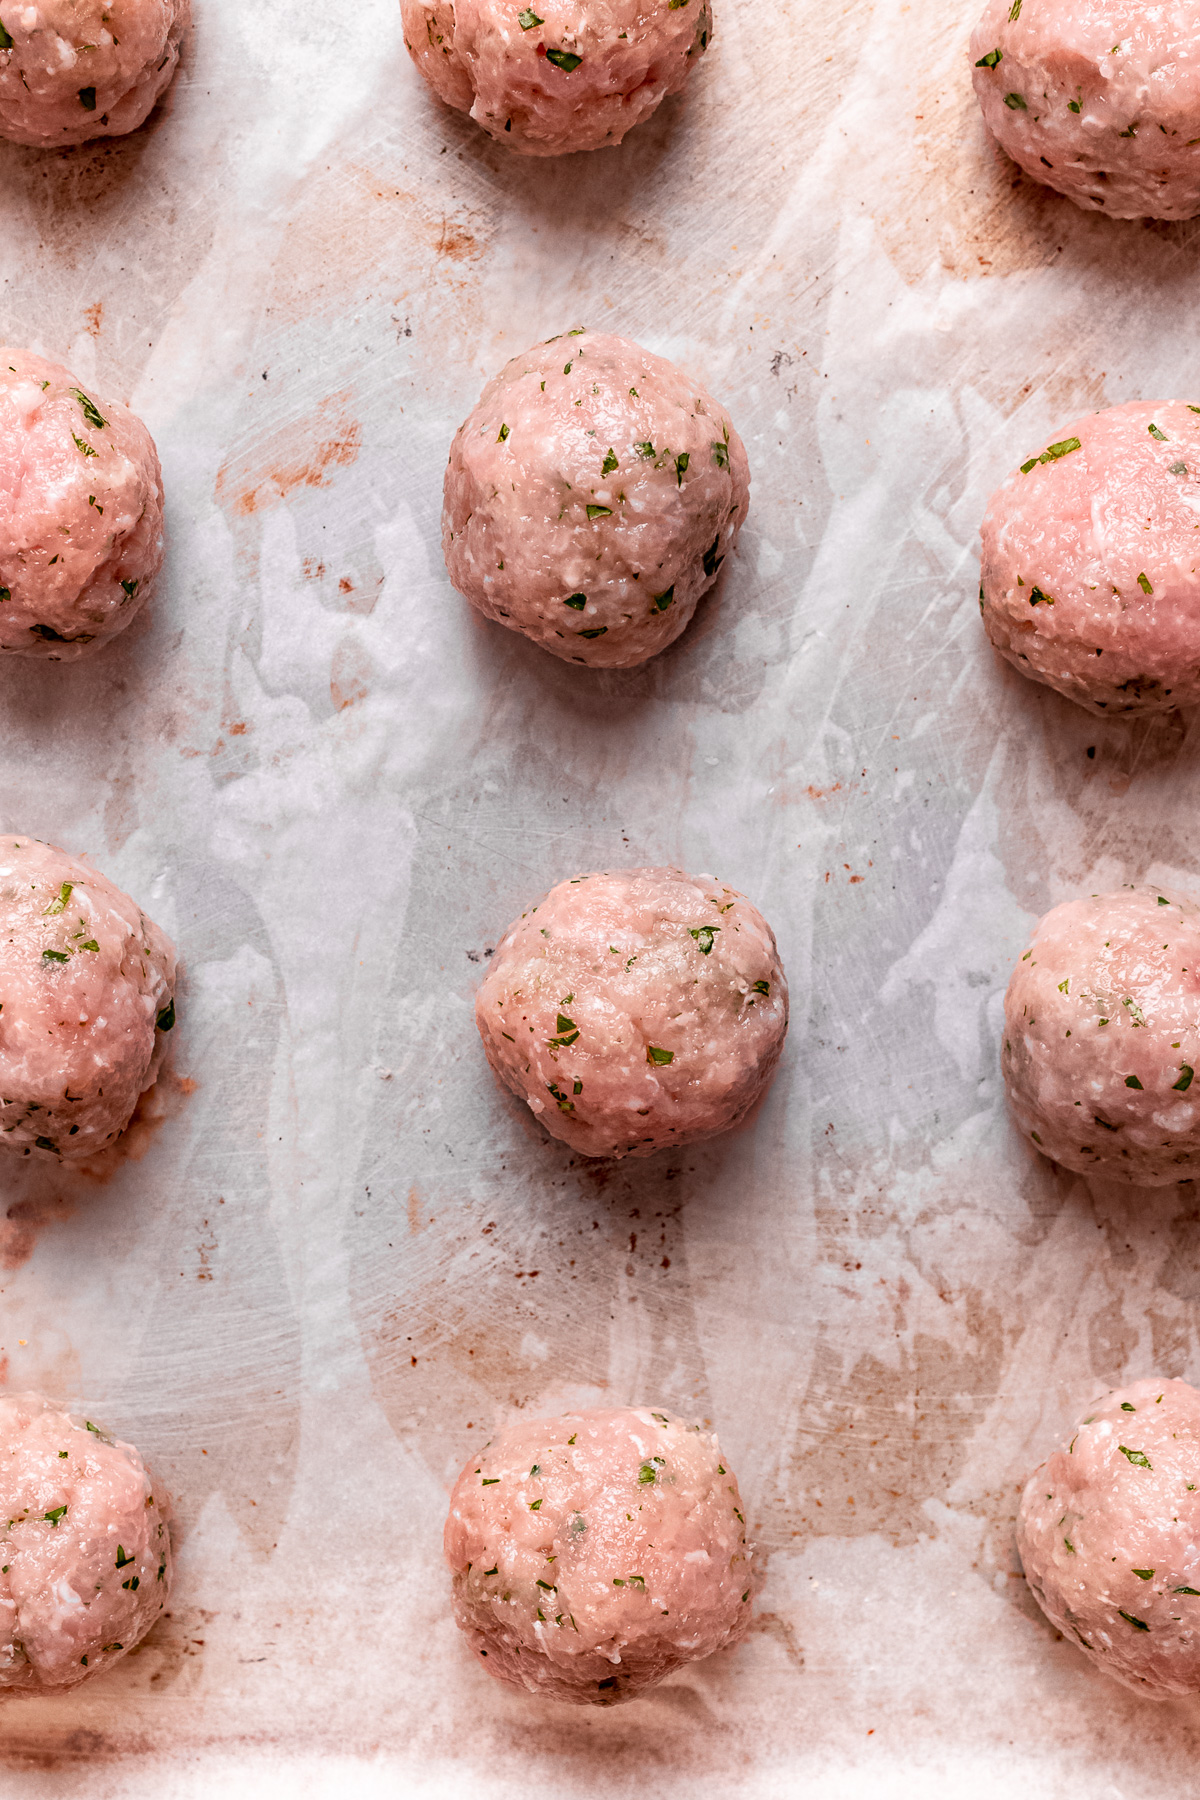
[497,423,509,442]
[1148,423,1168,441]
[563,593,587,609]
[156,999,175,1031]
[702,535,723,579]
[78,939,99,953]
[72,433,97,458]
[1132,1568,1154,1580]
[517,7,542,24]
[43,1507,67,1526]
[546,47,582,71]
[536,1579,556,1591]
[483,1565,498,1576]
[601,448,618,475]
[1119,1445,1152,1468]
[586,503,611,519]
[1119,1610,1150,1631]
[1171,461,1188,476]
[635,441,655,458]
[1120,1401,1137,1411]
[579,626,607,638]
[689,926,718,954]
[115,1546,134,1569]
[975,48,1001,68]
[481,1477,500,1485]
[69,389,106,430]
[1125,1074,1143,1089]
[43,882,73,916]
[1174,1065,1194,1091]
[646,1045,673,1066]
[752,979,770,994]
[0,22,12,49]
[1029,586,1054,606]
[1137,572,1153,594]
[1004,92,1027,109]
[1175,1587,1200,1595]
[711,437,730,469]
[651,587,674,612]
[1068,98,1081,111]
[121,578,139,598]
[42,949,69,963]
[78,87,96,110]
[637,1462,658,1484]
[1008,0,1020,15]
[529,1498,543,1510]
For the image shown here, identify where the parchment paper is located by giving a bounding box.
[0,0,1198,1792]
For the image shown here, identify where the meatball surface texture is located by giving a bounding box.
[0,834,176,1160]
[980,402,1200,714]
[401,0,710,156]
[476,866,787,1158]
[1018,1378,1200,1696]
[443,331,749,669]
[970,0,1200,218]
[445,1405,753,1704]
[0,1392,171,1691]
[1003,885,1200,1185]
[0,0,187,148]
[0,348,165,660]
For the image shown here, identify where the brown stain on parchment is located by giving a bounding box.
[215,393,363,519]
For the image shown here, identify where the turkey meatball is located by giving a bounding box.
[1002,885,1200,1185]
[0,1392,171,1691]
[443,331,749,668]
[445,1405,753,1704]
[0,0,187,149]
[970,0,1200,219]
[402,0,710,156]
[476,866,787,1159]
[980,401,1200,714]
[1018,1378,1200,1696]
[0,833,176,1160]
[0,348,165,660]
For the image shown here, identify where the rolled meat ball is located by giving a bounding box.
[980,402,1200,714]
[1018,1378,1200,1697]
[970,0,1200,219]
[476,866,787,1159]
[1002,885,1200,1186]
[0,0,187,148]
[445,1405,754,1704]
[401,0,710,156]
[0,1392,171,1691]
[0,349,165,660]
[0,833,177,1160]
[443,330,749,669]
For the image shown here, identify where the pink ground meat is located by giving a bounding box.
[0,1393,171,1691]
[476,866,787,1159]
[401,0,710,156]
[970,0,1200,219]
[445,1405,754,1704]
[0,834,176,1161]
[0,0,187,148]
[1003,885,1200,1185]
[980,401,1200,714]
[1019,1378,1200,1696]
[443,330,749,669]
[0,348,165,660]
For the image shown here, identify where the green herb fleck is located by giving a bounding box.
[78,87,96,110]
[115,1546,134,1569]
[1170,461,1188,476]
[156,999,175,1032]
[702,535,723,579]
[1068,98,1081,111]
[43,882,73,916]
[674,452,689,486]
[0,23,12,50]
[546,47,582,71]
[41,949,69,964]
[517,7,542,24]
[1029,586,1054,606]
[975,48,1002,68]
[1119,1445,1152,1469]
[1175,1587,1200,1595]
[579,626,607,639]
[689,926,718,954]
[1064,1538,1075,1553]
[1174,1065,1194,1091]
[43,1507,67,1526]
[646,1045,674,1066]
[529,1498,543,1510]
[121,578,139,598]
[635,441,655,458]
[1148,423,1168,441]
[637,1463,658,1484]
[563,593,587,610]
[1136,571,1153,594]
[481,1477,500,1485]
[752,979,770,994]
[1119,1610,1150,1631]
[69,389,106,430]
[497,423,509,442]
[1132,1568,1155,1580]
[1004,92,1027,109]
[1125,1074,1143,1089]
[1008,0,1021,16]
[72,433,97,458]
[651,587,674,612]
[536,1579,556,1592]
[1019,458,1038,473]
[586,504,611,519]
[601,447,617,475]
[711,438,730,469]
[1121,1401,1137,1411]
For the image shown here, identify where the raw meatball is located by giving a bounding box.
[401,0,710,156]
[0,0,187,148]
[1018,1378,1200,1696]
[443,331,749,669]
[970,0,1200,219]
[0,1392,171,1691]
[980,401,1200,714]
[0,348,165,660]
[476,866,787,1159]
[0,834,176,1160]
[1002,885,1200,1185]
[445,1405,753,1704]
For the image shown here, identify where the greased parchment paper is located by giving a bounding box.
[0,0,1197,1793]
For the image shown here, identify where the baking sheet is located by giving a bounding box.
[1,0,1200,1792]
